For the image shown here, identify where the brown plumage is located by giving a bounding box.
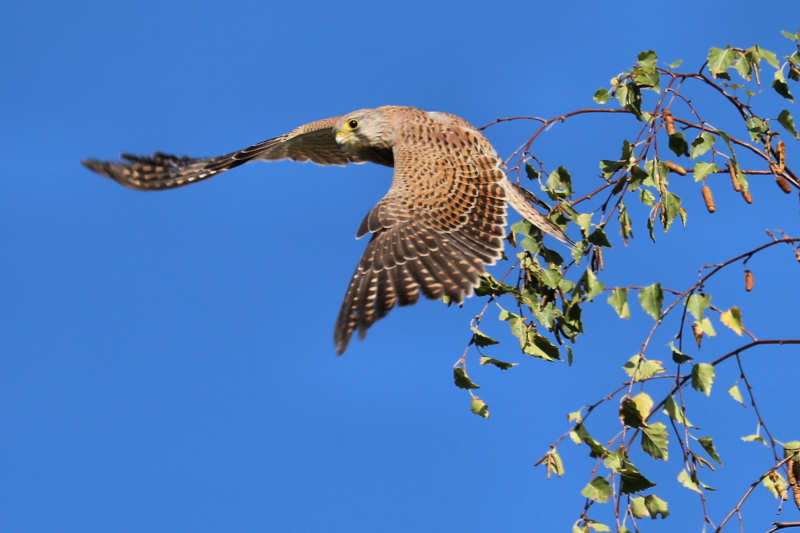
[82,105,572,354]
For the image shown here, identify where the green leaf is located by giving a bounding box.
[593,88,609,104]
[546,166,573,199]
[734,54,752,80]
[453,367,480,389]
[668,58,683,68]
[539,267,562,289]
[510,219,534,241]
[742,431,769,447]
[475,274,516,297]
[695,317,717,337]
[678,469,702,494]
[778,110,800,139]
[501,311,526,341]
[622,354,665,382]
[586,522,610,532]
[632,392,653,419]
[698,436,722,464]
[602,448,626,471]
[637,50,658,71]
[741,433,768,446]
[525,162,540,181]
[693,161,718,182]
[690,132,716,159]
[600,159,624,179]
[746,116,769,141]
[604,450,656,494]
[471,326,499,347]
[573,424,608,458]
[646,217,656,243]
[480,356,516,372]
[644,494,669,518]
[662,191,682,231]
[783,441,800,458]
[629,165,648,190]
[530,299,558,329]
[588,227,612,247]
[663,395,694,427]
[668,133,689,157]
[720,306,744,336]
[631,497,650,518]
[728,383,745,405]
[568,410,583,424]
[691,363,715,396]
[638,283,663,320]
[520,236,540,255]
[641,422,669,460]
[607,288,630,319]
[470,396,490,418]
[758,46,780,68]
[573,268,605,302]
[632,66,660,93]
[668,342,693,363]
[620,398,646,428]
[773,69,795,102]
[782,30,800,41]
[618,203,633,243]
[620,467,656,494]
[523,332,561,361]
[581,476,612,503]
[639,188,656,207]
[707,47,736,77]
[616,82,644,119]
[686,293,710,320]
[575,212,593,235]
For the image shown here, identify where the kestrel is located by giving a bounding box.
[82,106,571,354]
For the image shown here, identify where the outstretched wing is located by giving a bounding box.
[81,116,360,190]
[333,136,508,354]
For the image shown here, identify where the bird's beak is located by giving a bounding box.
[334,130,347,144]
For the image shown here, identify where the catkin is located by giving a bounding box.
[728,162,741,192]
[664,160,688,175]
[744,270,754,292]
[701,185,716,213]
[776,176,792,194]
[663,109,676,135]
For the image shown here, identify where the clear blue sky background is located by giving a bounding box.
[3,2,800,532]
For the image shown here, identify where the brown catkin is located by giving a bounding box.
[778,140,786,171]
[664,160,688,175]
[789,455,800,511]
[728,162,741,192]
[743,190,753,204]
[663,109,676,135]
[776,176,792,193]
[744,270,754,292]
[701,185,716,213]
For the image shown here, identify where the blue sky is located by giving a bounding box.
[3,1,800,531]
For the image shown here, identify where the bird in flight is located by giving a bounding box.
[83,106,572,354]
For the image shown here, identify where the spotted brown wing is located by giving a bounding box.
[81,116,359,190]
[333,137,508,354]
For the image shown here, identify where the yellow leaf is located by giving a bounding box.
[720,306,744,335]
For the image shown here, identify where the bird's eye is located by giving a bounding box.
[347,119,359,130]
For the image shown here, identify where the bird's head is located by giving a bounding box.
[333,109,392,151]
